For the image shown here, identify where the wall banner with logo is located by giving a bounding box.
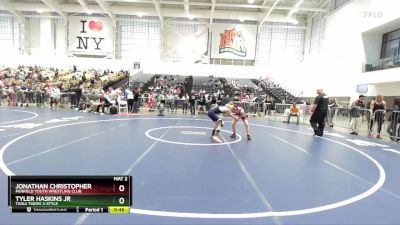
[68,16,114,57]
[211,24,257,60]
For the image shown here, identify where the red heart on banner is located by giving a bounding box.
[88,21,103,31]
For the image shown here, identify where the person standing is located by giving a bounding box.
[156,92,166,116]
[310,89,329,137]
[387,97,400,142]
[349,95,366,135]
[368,94,387,139]
[125,88,134,113]
[189,94,196,116]
[0,83,3,105]
[132,87,140,114]
[327,98,338,128]
[75,84,82,109]
[182,94,188,114]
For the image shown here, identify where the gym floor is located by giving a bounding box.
[0,107,399,225]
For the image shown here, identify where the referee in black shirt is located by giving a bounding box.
[310,89,329,137]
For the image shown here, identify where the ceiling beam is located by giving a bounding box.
[5,2,309,22]
[184,0,189,16]
[209,0,215,29]
[94,0,115,21]
[311,0,330,17]
[152,0,164,27]
[0,1,25,23]
[76,0,91,13]
[259,0,281,26]
[102,0,328,12]
[286,0,304,17]
[41,0,67,19]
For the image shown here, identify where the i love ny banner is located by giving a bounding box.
[68,16,113,56]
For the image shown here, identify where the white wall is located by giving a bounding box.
[55,21,66,56]
[39,17,54,55]
[27,20,40,55]
[367,82,400,96]
[362,33,382,66]
[281,0,400,97]
[25,18,66,56]
[363,67,400,84]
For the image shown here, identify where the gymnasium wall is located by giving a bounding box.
[289,0,400,98]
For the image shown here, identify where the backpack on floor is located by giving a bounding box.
[110,105,118,115]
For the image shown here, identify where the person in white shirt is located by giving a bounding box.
[50,85,60,109]
[208,103,238,139]
[124,88,134,112]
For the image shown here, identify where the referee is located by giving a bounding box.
[310,88,329,137]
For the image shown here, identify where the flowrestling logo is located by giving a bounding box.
[219,28,247,57]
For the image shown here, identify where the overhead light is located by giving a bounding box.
[248,0,255,4]
[36,9,43,14]
[137,13,143,18]
[295,0,305,7]
[188,14,194,20]
[86,10,92,15]
[287,17,299,24]
[239,17,245,22]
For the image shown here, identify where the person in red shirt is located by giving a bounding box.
[231,104,251,140]
[149,92,155,109]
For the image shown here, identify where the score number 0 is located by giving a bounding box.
[118,185,125,205]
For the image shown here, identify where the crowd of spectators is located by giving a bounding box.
[0,65,128,110]
[1,65,399,141]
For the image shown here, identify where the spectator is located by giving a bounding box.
[132,88,140,114]
[50,85,61,109]
[264,96,275,118]
[387,97,400,142]
[75,85,82,109]
[156,92,166,116]
[125,88,134,113]
[189,94,196,116]
[287,103,300,125]
[198,95,206,113]
[368,94,387,139]
[149,92,155,110]
[182,94,188,114]
[166,92,174,112]
[349,95,366,135]
[0,83,2,105]
[327,98,338,128]
[97,93,112,114]
[173,94,179,113]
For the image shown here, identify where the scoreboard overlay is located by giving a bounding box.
[8,176,132,213]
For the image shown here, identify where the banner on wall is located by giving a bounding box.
[68,16,113,57]
[211,24,257,60]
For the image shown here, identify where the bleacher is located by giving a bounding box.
[255,78,297,103]
[130,73,154,84]
[192,76,222,93]
[225,78,258,90]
